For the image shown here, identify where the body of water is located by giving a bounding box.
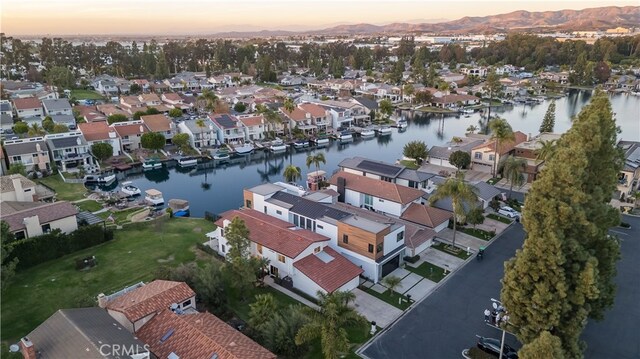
[107,90,639,217]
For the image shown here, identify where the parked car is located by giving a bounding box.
[476,336,518,359]
[498,206,520,220]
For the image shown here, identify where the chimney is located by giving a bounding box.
[337,177,346,203]
[19,337,36,359]
[528,133,532,141]
[11,175,24,198]
[97,293,108,308]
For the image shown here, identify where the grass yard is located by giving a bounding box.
[359,285,412,310]
[487,213,513,224]
[74,200,104,213]
[304,322,372,359]
[406,261,447,283]
[98,207,148,225]
[225,284,302,323]
[399,160,419,170]
[70,89,105,100]
[432,242,471,260]
[1,218,216,343]
[486,177,501,185]
[37,175,87,201]
[459,226,495,241]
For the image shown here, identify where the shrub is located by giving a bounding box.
[403,255,420,264]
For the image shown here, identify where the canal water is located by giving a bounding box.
[108,90,640,217]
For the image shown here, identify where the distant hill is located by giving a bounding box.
[210,6,639,37]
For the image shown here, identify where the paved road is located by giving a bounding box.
[362,216,640,359]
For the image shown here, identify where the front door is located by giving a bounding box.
[270,265,279,277]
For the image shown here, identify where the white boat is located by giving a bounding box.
[377,126,392,136]
[177,156,198,167]
[235,143,254,155]
[313,137,330,146]
[461,108,474,114]
[84,174,116,184]
[339,131,353,143]
[396,121,408,130]
[292,140,309,149]
[142,159,162,170]
[270,139,287,152]
[121,181,141,196]
[360,129,375,138]
[145,189,164,206]
[213,151,230,160]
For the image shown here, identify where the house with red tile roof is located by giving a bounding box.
[328,171,425,217]
[141,114,175,142]
[209,208,362,296]
[74,105,107,122]
[99,280,196,333]
[279,106,317,135]
[110,120,148,151]
[12,97,43,120]
[78,122,121,156]
[471,131,528,173]
[400,203,452,232]
[137,309,275,359]
[237,114,265,141]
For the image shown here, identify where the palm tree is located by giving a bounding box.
[283,164,302,183]
[383,275,402,297]
[466,125,479,134]
[428,173,478,249]
[197,89,218,112]
[535,139,557,162]
[306,152,326,174]
[488,118,515,177]
[249,293,278,336]
[283,98,295,140]
[295,291,366,359]
[195,118,207,148]
[498,155,527,198]
[28,123,45,136]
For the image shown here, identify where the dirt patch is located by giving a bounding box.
[192,227,202,233]
[157,254,175,263]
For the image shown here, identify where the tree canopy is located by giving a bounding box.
[107,114,128,124]
[449,150,471,172]
[539,101,556,133]
[91,142,113,162]
[403,140,428,164]
[140,132,166,151]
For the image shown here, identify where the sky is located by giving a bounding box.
[1,0,637,35]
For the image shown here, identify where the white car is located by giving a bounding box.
[498,206,521,219]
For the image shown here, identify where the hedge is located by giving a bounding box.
[9,225,114,270]
[403,255,420,264]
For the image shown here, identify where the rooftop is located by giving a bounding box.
[78,122,114,141]
[1,201,78,232]
[141,114,172,132]
[293,247,363,293]
[3,137,49,156]
[0,174,35,194]
[338,157,405,178]
[400,203,452,228]
[329,171,424,205]
[268,191,352,222]
[210,114,240,129]
[42,98,72,111]
[12,97,42,110]
[514,133,562,151]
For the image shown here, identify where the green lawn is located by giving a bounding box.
[406,261,447,283]
[37,175,87,201]
[487,213,513,224]
[458,226,495,240]
[98,207,148,225]
[432,242,471,260]
[1,218,216,342]
[70,89,105,100]
[304,322,372,359]
[226,284,302,323]
[399,160,419,170]
[74,200,104,213]
[359,286,412,310]
[416,106,455,113]
[486,177,501,185]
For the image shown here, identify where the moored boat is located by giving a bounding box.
[376,126,392,136]
[292,140,309,149]
[213,151,230,160]
[168,198,190,217]
[84,173,116,184]
[338,131,353,143]
[360,128,375,138]
[120,181,141,196]
[142,159,162,170]
[270,138,288,152]
[234,143,254,155]
[313,136,330,146]
[177,156,198,167]
[145,189,164,206]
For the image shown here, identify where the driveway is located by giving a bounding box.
[436,228,487,251]
[361,216,640,359]
[352,288,403,328]
[416,247,466,271]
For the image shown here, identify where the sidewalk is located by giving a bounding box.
[263,276,319,310]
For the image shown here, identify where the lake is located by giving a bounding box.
[110,90,640,217]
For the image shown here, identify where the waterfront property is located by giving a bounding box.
[177,118,216,148]
[111,120,148,152]
[471,131,528,173]
[78,121,122,157]
[617,140,640,199]
[0,200,78,239]
[3,137,51,172]
[45,131,94,172]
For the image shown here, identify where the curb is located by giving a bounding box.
[355,223,518,358]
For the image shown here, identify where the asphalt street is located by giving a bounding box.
[361,215,640,359]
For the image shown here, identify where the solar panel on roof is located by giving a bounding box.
[358,160,403,177]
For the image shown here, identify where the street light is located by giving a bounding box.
[490,298,507,359]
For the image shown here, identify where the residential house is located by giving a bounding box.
[3,137,51,172]
[539,71,569,84]
[430,93,480,109]
[1,100,13,133]
[150,82,169,93]
[242,183,407,282]
[96,104,130,118]
[93,76,119,96]
[50,114,77,130]
[280,76,306,86]
[299,103,331,132]
[617,140,640,198]
[210,114,246,145]
[315,100,369,129]
[337,157,437,192]
[141,114,175,143]
[351,96,378,114]
[400,203,451,232]
[0,174,37,202]
[0,200,78,239]
[237,114,266,141]
[42,99,72,116]
[460,67,488,77]
[115,78,132,94]
[138,93,162,107]
[119,95,145,111]
[111,120,148,151]
[137,309,275,359]
[178,119,216,148]
[131,79,150,92]
[0,148,6,175]
[328,171,425,217]
[98,280,196,333]
[18,308,148,359]
[78,122,122,156]
[471,131,528,173]
[44,131,93,171]
[1,80,44,97]
[427,134,489,169]
[12,97,43,119]
[73,105,107,123]
[161,92,190,111]
[513,133,562,182]
[210,208,362,297]
[280,106,317,135]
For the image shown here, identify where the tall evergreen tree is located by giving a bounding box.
[501,91,622,358]
[539,101,556,133]
[155,49,170,79]
[224,217,256,297]
[519,331,565,359]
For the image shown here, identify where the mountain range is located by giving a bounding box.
[211,6,639,37]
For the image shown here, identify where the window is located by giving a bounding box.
[221,244,226,253]
[342,234,349,244]
[368,244,374,253]
[264,206,267,214]
[317,224,324,230]
[220,228,224,237]
[306,218,312,230]
[32,153,38,158]
[489,154,495,161]
[314,246,321,253]
[364,194,373,209]
[41,224,51,233]
[376,243,383,253]
[278,254,285,263]
[182,299,192,307]
[257,244,263,254]
[474,152,482,160]
[245,199,252,208]
[397,231,405,242]
[276,210,282,215]
[12,156,21,162]
[14,231,26,240]
[408,181,418,189]
[293,214,299,226]
[378,198,384,202]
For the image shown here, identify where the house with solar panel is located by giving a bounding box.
[209,113,246,145]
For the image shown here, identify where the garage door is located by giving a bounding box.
[381,255,400,277]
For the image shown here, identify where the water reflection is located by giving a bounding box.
[143,168,170,183]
